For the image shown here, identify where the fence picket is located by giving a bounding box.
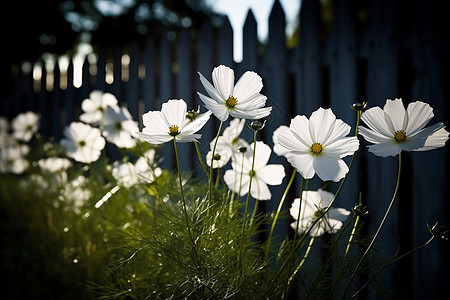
[126,42,140,121]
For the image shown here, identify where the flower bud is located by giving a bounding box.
[250,120,266,131]
[238,146,247,153]
[351,101,368,111]
[429,222,449,240]
[353,203,368,217]
[186,106,201,121]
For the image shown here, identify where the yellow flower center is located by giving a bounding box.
[249,170,256,177]
[311,142,323,154]
[394,130,406,142]
[226,96,238,109]
[169,125,180,137]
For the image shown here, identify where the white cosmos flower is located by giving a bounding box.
[206,118,249,168]
[290,189,350,237]
[0,117,10,146]
[358,98,449,157]
[61,122,106,163]
[197,65,272,121]
[0,143,30,174]
[137,99,211,144]
[80,91,119,124]
[277,108,359,182]
[112,162,139,188]
[135,149,163,183]
[12,111,40,142]
[101,105,139,148]
[223,141,285,200]
[38,157,72,172]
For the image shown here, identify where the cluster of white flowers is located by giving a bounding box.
[0,112,39,174]
[112,149,163,188]
[61,91,140,163]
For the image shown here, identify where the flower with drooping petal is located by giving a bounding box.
[358,98,449,157]
[276,108,359,182]
[11,111,40,142]
[61,122,106,163]
[206,118,249,168]
[80,90,119,124]
[289,189,350,237]
[101,105,139,148]
[197,65,272,121]
[137,99,211,144]
[223,141,285,200]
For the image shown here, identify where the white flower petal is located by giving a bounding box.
[285,152,315,179]
[273,125,291,157]
[161,99,187,127]
[233,71,263,101]
[197,92,229,121]
[212,65,235,100]
[414,126,449,151]
[405,101,434,135]
[309,108,337,144]
[250,178,271,200]
[358,125,392,144]
[361,106,393,138]
[252,141,272,169]
[289,115,313,147]
[313,155,348,182]
[383,98,406,131]
[367,141,402,157]
[182,111,212,135]
[231,106,272,120]
[198,72,226,103]
[258,164,285,185]
[324,136,359,158]
[324,118,351,145]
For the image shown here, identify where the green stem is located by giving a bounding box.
[282,177,306,299]
[238,130,258,271]
[173,138,198,264]
[264,168,296,260]
[344,192,363,258]
[250,199,259,226]
[194,141,208,177]
[287,233,317,287]
[341,152,402,299]
[208,121,224,202]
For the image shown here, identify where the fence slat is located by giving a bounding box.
[217,16,234,68]
[142,37,156,115]
[126,42,140,120]
[261,0,289,241]
[238,9,258,77]
[298,0,322,116]
[195,20,215,177]
[410,1,447,299]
